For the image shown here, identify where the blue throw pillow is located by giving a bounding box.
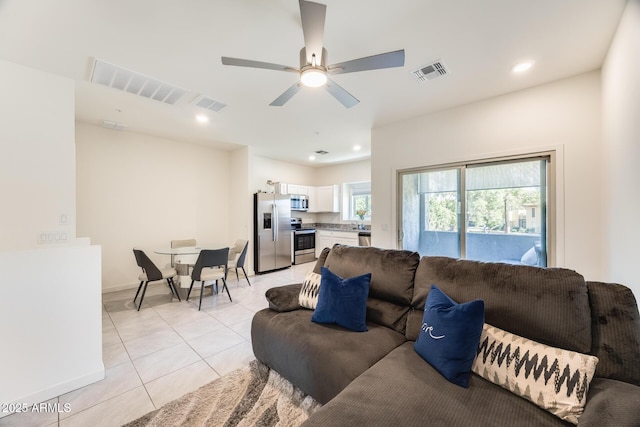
[414,285,484,388]
[311,267,371,332]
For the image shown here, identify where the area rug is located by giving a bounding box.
[123,360,321,427]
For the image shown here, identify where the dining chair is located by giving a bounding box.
[228,239,251,287]
[170,238,197,272]
[187,248,232,310]
[133,249,180,311]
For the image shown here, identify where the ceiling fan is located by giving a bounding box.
[221,0,405,108]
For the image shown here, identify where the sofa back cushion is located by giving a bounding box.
[407,256,592,354]
[323,245,420,333]
[587,281,640,386]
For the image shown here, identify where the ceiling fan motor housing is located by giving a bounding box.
[300,47,327,70]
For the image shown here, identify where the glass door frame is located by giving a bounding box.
[396,151,556,266]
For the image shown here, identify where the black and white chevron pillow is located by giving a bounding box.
[298,271,321,309]
[472,324,598,425]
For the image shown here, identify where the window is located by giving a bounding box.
[343,181,372,221]
[399,155,551,266]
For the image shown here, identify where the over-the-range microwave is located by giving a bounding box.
[291,194,308,211]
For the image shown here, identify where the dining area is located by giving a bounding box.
[132,239,251,312]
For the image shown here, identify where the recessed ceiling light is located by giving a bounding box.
[512,61,534,73]
[353,145,361,151]
[195,114,209,124]
[308,155,316,161]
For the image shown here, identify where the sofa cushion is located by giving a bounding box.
[414,285,484,387]
[324,245,420,333]
[251,308,407,405]
[298,271,321,309]
[473,324,598,424]
[577,378,640,426]
[587,281,640,386]
[265,283,302,312]
[407,256,592,354]
[312,267,371,332]
[302,342,567,427]
[312,247,331,274]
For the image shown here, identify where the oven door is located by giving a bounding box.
[294,231,316,264]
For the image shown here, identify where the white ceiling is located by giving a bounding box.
[0,0,626,166]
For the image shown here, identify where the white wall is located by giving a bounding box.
[250,155,316,193]
[0,60,103,410]
[0,60,76,251]
[372,71,604,280]
[602,0,640,298]
[76,123,232,291]
[313,159,371,186]
[0,245,103,408]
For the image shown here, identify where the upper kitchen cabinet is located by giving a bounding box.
[309,185,339,213]
[288,184,309,195]
[276,182,309,195]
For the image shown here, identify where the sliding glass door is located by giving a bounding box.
[399,156,549,266]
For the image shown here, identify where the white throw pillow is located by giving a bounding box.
[472,324,598,425]
[298,271,321,309]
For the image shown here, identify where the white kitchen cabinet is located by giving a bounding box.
[316,230,359,257]
[316,230,332,258]
[286,184,309,195]
[274,182,287,194]
[331,231,359,246]
[310,185,339,213]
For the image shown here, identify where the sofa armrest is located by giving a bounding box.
[265,284,303,312]
[578,378,640,426]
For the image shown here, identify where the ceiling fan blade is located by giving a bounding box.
[299,0,326,64]
[328,49,405,75]
[221,57,298,73]
[325,78,359,108]
[270,82,303,106]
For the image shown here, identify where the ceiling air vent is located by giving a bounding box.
[101,120,127,131]
[411,60,448,83]
[192,95,227,112]
[314,150,329,155]
[90,58,188,105]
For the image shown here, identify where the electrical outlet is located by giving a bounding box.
[38,232,69,244]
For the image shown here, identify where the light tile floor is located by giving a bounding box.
[0,263,310,427]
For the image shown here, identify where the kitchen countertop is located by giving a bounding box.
[311,223,371,233]
[314,227,371,236]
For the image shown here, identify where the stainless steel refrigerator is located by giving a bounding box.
[254,192,292,273]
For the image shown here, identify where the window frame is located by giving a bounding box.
[343,181,372,221]
[396,151,556,266]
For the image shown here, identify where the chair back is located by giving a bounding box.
[133,249,163,281]
[236,240,249,267]
[171,239,196,248]
[171,239,197,266]
[191,248,229,282]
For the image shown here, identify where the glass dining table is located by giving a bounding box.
[154,246,229,300]
[153,246,201,291]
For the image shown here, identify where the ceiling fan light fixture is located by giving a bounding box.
[300,67,327,88]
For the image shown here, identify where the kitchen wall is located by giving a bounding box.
[372,71,604,281]
[313,159,371,225]
[602,0,640,299]
[76,123,232,291]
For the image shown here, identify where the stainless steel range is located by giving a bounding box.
[291,218,316,265]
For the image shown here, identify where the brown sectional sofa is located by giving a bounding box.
[251,245,640,426]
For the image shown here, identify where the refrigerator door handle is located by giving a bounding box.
[272,204,277,241]
[274,204,279,241]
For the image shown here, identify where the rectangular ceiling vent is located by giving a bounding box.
[90,58,188,105]
[314,150,329,155]
[192,95,227,112]
[101,120,127,131]
[411,60,448,83]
